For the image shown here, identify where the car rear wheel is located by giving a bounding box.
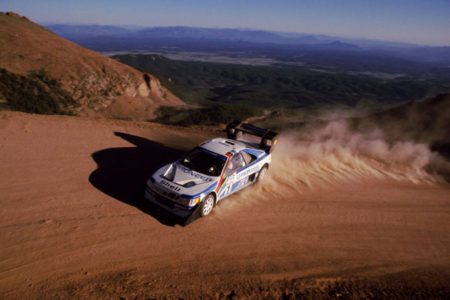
[200,194,215,217]
[257,165,268,182]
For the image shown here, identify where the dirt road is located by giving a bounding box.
[1,112,449,299]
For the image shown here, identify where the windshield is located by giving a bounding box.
[180,147,226,177]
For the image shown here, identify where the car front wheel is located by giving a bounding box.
[200,194,215,217]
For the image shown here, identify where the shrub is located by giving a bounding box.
[0,68,76,114]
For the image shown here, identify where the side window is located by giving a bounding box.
[235,153,246,168]
[224,153,246,177]
[241,151,255,164]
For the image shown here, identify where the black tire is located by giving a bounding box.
[256,165,268,183]
[200,194,215,217]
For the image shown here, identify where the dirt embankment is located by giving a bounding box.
[0,111,449,299]
[0,12,184,119]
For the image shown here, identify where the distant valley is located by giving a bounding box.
[47,24,450,79]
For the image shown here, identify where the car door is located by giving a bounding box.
[218,152,246,199]
[231,151,256,191]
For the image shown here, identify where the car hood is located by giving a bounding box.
[151,162,218,196]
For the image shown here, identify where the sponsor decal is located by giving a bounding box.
[236,165,259,180]
[160,179,181,192]
[179,165,213,182]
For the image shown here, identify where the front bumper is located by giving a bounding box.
[145,187,197,218]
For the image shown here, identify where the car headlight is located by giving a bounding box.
[189,197,201,206]
[179,196,201,207]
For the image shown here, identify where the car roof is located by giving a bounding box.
[199,138,251,156]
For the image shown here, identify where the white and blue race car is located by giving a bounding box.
[145,121,278,218]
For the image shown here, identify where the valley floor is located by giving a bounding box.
[0,112,449,299]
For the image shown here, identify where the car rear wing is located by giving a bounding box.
[226,120,278,153]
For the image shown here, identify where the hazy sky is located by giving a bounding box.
[1,0,449,45]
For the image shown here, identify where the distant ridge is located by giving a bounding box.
[0,12,184,119]
[47,24,450,67]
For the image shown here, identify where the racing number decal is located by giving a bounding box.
[219,176,234,199]
[239,177,249,188]
[224,184,232,196]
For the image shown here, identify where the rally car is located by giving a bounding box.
[145,121,278,218]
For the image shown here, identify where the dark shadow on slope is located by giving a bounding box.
[89,132,191,226]
[430,141,450,182]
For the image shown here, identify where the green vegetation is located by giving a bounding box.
[114,54,448,109]
[0,68,76,114]
[153,104,261,126]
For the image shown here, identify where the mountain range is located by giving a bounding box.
[47,24,450,64]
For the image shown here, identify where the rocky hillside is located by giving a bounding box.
[355,93,450,144]
[0,12,183,119]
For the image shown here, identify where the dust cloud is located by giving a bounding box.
[216,120,447,213]
[270,121,439,187]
